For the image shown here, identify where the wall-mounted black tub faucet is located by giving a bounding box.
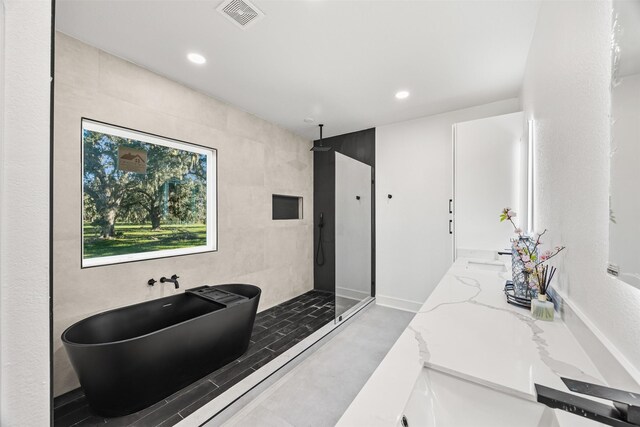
[160,274,180,289]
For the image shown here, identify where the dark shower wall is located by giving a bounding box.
[313,128,376,295]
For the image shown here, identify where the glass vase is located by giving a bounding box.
[511,236,538,300]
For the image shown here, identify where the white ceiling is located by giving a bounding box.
[56,0,540,140]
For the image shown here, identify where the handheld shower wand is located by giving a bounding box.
[315,212,325,266]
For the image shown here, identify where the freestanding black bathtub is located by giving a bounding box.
[62,284,261,417]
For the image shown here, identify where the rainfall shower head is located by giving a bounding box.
[310,124,332,152]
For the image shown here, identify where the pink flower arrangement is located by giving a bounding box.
[499,207,565,296]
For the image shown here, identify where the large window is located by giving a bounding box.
[81,119,217,267]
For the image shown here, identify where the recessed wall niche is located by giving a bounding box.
[272,194,303,220]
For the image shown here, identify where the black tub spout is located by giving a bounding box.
[160,274,180,289]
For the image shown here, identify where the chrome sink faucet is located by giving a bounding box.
[160,274,180,289]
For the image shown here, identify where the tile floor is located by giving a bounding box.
[54,290,337,427]
[219,305,415,427]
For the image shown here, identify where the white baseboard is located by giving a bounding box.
[375,294,422,313]
[336,287,370,301]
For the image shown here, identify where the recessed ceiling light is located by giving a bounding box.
[187,53,206,65]
[304,117,315,124]
[395,90,410,100]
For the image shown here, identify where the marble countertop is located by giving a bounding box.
[337,257,605,427]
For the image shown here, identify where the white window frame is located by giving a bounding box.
[81,118,217,268]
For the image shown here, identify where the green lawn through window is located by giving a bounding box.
[83,223,207,258]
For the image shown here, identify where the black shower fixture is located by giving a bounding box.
[310,124,332,152]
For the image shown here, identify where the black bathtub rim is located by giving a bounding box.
[61,283,262,348]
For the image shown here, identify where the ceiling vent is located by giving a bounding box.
[217,0,265,29]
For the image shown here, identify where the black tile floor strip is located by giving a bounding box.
[54,290,336,427]
[54,388,86,410]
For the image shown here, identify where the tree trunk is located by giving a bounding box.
[150,206,162,231]
[100,209,117,238]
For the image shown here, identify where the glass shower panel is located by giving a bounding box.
[334,152,372,320]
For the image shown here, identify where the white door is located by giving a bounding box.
[335,152,372,317]
[454,112,525,258]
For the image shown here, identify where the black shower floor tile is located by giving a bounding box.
[53,290,336,427]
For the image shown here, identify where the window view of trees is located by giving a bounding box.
[82,123,211,263]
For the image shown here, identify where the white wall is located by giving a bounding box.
[522,0,640,378]
[376,99,520,312]
[0,0,51,425]
[0,1,4,419]
[54,33,313,396]
[610,72,640,285]
[454,112,524,255]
